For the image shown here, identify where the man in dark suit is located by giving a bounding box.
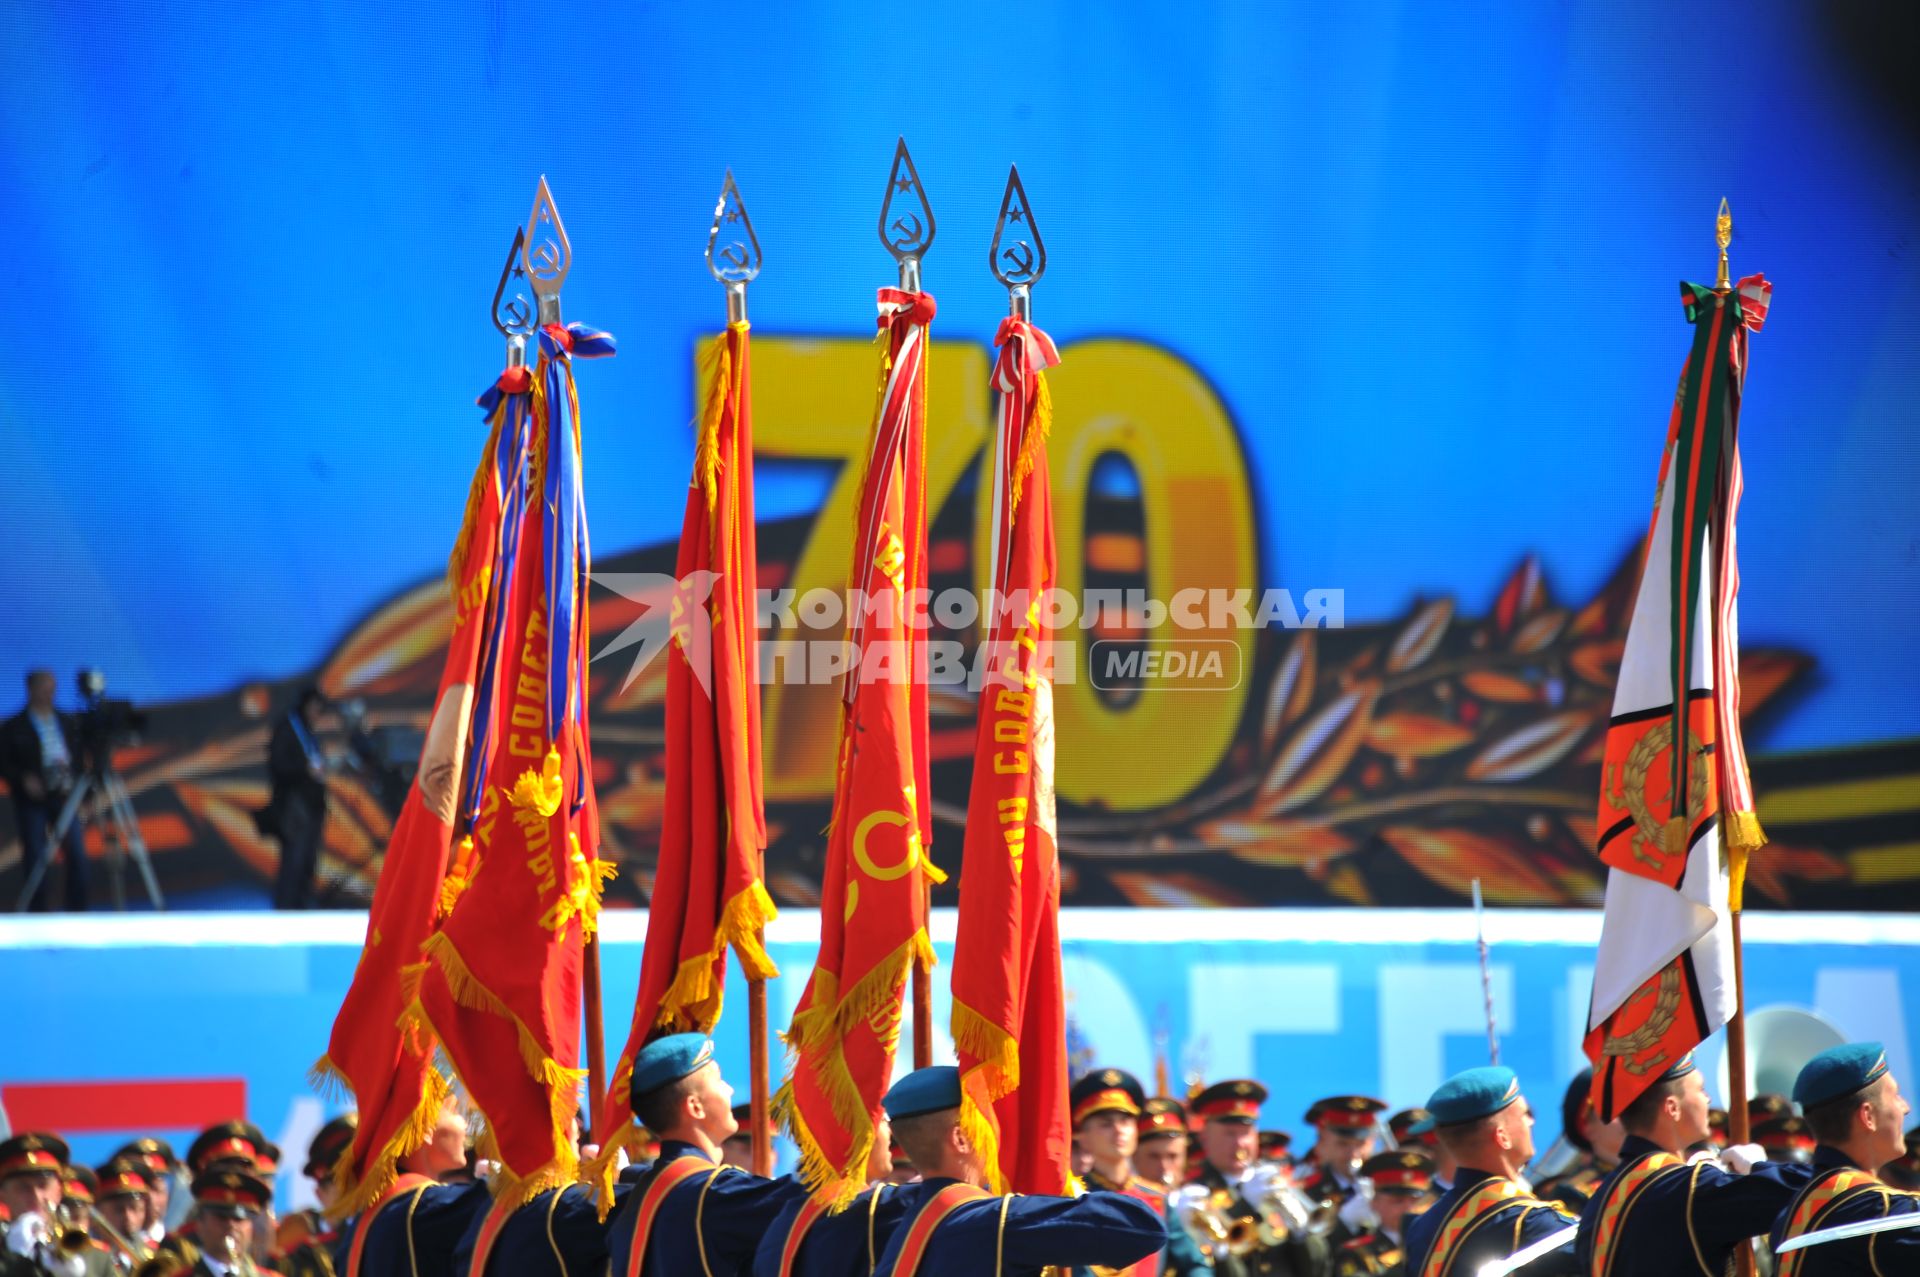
[0,670,90,911]
[265,687,329,910]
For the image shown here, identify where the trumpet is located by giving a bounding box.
[224,1231,260,1277]
[1241,1160,1342,1242]
[87,1204,152,1268]
[1169,1185,1238,1256]
[47,1198,95,1261]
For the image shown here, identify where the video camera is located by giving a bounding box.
[75,668,147,767]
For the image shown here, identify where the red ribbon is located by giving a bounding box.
[877,287,937,328]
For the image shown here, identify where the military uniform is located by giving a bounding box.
[1768,1145,1920,1275]
[1531,1069,1617,1211]
[1331,1150,1436,1277]
[176,1168,282,1277]
[870,1176,1168,1277]
[108,1141,180,1259]
[1400,1069,1577,1277]
[750,1182,908,1277]
[605,1036,808,1277]
[272,1115,355,1277]
[1296,1097,1386,1215]
[337,1174,484,1277]
[1186,1081,1330,1277]
[1767,1043,1920,1275]
[451,1184,613,1277]
[1073,1068,1206,1277]
[1134,1098,1191,1193]
[0,1132,90,1276]
[858,1066,1169,1277]
[92,1156,160,1274]
[1574,1135,1808,1275]
[58,1165,118,1277]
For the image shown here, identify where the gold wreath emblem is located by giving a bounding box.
[1606,719,1709,869]
[1600,966,1683,1074]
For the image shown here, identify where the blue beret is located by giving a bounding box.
[1794,1043,1890,1111]
[1426,1066,1523,1127]
[1658,1051,1698,1083]
[884,1066,962,1120]
[631,1033,715,1099]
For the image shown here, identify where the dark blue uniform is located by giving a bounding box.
[605,1140,808,1277]
[1767,1144,1920,1275]
[868,1177,1165,1277]
[355,1180,488,1277]
[1573,1135,1809,1276]
[1401,1167,1578,1277]
[451,1183,617,1276]
[750,1183,910,1277]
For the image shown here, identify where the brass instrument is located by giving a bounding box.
[89,1204,153,1269]
[53,1198,95,1260]
[224,1231,260,1277]
[1240,1161,1343,1245]
[1169,1184,1238,1257]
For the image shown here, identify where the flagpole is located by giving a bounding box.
[707,170,774,1177]
[879,138,938,1072]
[1471,878,1499,1065]
[1712,198,1757,1277]
[523,174,609,1135]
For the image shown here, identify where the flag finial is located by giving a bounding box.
[524,175,571,326]
[707,169,761,325]
[491,226,535,368]
[879,137,935,291]
[1715,198,1732,293]
[989,164,1045,321]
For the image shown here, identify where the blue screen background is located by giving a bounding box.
[1,0,1915,755]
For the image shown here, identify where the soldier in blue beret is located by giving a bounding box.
[1574,1051,1810,1276]
[1767,1042,1920,1273]
[336,1092,486,1277]
[451,1109,617,1277]
[750,1109,905,1277]
[867,1066,1167,1277]
[604,1033,807,1277]
[1401,1066,1579,1276]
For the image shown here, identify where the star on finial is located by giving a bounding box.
[878,138,935,261]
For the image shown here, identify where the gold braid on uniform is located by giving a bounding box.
[867,1183,889,1273]
[404,1182,430,1277]
[693,1165,733,1277]
[996,1195,1013,1277]
[544,1185,569,1276]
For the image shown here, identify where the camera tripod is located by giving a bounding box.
[15,762,165,911]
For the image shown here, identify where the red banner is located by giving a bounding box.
[591,323,777,1200]
[403,327,615,1202]
[316,373,526,1215]
[951,318,1070,1196]
[775,290,944,1208]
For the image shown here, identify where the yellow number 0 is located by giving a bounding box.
[743,335,1256,816]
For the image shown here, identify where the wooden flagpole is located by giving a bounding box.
[583,938,606,1130]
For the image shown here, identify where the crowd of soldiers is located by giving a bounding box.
[3,1038,1918,1276]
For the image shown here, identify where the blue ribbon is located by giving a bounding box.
[458,387,534,832]
[537,324,615,742]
